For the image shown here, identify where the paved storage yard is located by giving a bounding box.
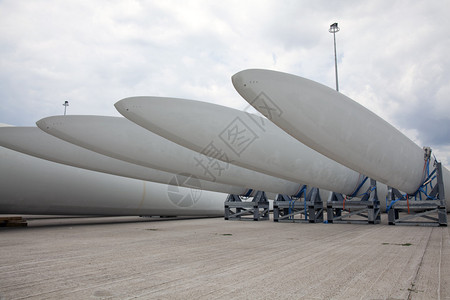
[1,215,449,299]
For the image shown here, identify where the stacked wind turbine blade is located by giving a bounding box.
[36,115,305,197]
[114,96,392,205]
[231,69,450,206]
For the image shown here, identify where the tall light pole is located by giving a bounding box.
[329,22,340,92]
[63,101,69,115]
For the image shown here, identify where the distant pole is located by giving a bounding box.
[63,101,69,115]
[329,22,340,92]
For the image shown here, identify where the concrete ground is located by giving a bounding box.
[0,214,449,300]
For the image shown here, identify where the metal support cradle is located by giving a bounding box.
[327,178,381,224]
[224,191,269,221]
[273,186,324,223]
[387,159,447,227]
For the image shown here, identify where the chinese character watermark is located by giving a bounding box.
[194,142,231,182]
[167,173,202,207]
[242,103,268,132]
[219,117,258,156]
[248,91,283,121]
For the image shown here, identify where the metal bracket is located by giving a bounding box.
[224,191,269,221]
[327,178,381,224]
[387,161,447,226]
[273,187,324,223]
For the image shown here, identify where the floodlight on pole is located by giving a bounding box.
[63,101,69,115]
[329,22,340,92]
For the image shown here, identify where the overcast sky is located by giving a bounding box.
[1,0,449,167]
